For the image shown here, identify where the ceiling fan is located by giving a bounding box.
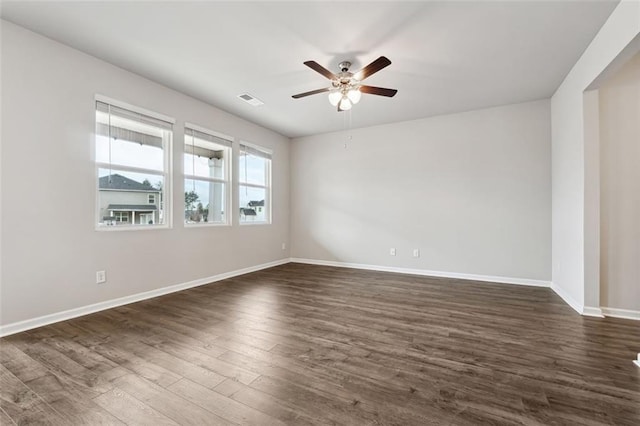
[292,56,398,112]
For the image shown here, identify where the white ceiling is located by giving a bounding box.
[1,1,618,138]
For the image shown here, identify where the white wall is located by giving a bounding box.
[0,21,290,327]
[599,53,640,312]
[550,1,640,312]
[291,100,551,282]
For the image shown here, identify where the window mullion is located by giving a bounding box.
[96,162,166,177]
[184,174,228,184]
[239,182,267,190]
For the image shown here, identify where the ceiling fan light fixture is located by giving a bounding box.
[328,90,342,106]
[339,96,352,111]
[347,88,361,104]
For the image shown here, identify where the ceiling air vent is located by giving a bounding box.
[238,93,264,107]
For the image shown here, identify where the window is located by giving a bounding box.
[184,125,232,225]
[114,211,129,222]
[95,99,172,228]
[239,142,271,224]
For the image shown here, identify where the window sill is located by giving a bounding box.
[239,221,271,226]
[184,222,230,228]
[95,224,171,232]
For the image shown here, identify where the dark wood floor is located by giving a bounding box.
[1,263,639,425]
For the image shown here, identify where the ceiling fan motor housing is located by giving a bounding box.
[338,61,352,72]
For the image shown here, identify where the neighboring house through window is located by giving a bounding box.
[95,98,173,228]
[98,174,162,225]
[239,142,271,223]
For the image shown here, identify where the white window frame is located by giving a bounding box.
[238,141,272,225]
[148,194,156,204]
[183,123,233,227]
[94,95,174,231]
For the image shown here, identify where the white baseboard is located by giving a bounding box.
[0,258,290,337]
[550,283,583,314]
[582,306,604,318]
[289,258,551,287]
[601,307,640,321]
[7,255,630,338]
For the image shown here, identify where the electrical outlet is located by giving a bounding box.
[413,249,420,258]
[390,248,396,256]
[96,270,106,284]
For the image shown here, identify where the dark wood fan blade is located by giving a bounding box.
[292,87,331,99]
[354,56,391,80]
[337,103,344,112]
[304,61,337,80]
[359,85,397,97]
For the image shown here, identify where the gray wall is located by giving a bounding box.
[599,53,640,312]
[550,1,640,312]
[290,100,551,282]
[0,21,290,326]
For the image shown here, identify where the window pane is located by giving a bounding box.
[184,141,228,178]
[239,185,266,222]
[98,168,164,226]
[185,179,226,224]
[95,111,166,171]
[239,153,267,186]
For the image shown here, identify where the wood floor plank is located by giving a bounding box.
[213,378,245,397]
[5,335,115,397]
[0,406,17,426]
[0,364,67,425]
[228,382,333,426]
[25,326,120,376]
[20,372,125,425]
[0,340,123,424]
[93,387,180,426]
[1,263,639,425]
[139,339,260,385]
[218,346,458,424]
[53,323,184,389]
[167,378,285,426]
[113,339,227,390]
[53,320,227,392]
[250,373,390,425]
[113,374,233,425]
[0,341,50,383]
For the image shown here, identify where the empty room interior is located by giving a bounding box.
[1,1,639,425]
